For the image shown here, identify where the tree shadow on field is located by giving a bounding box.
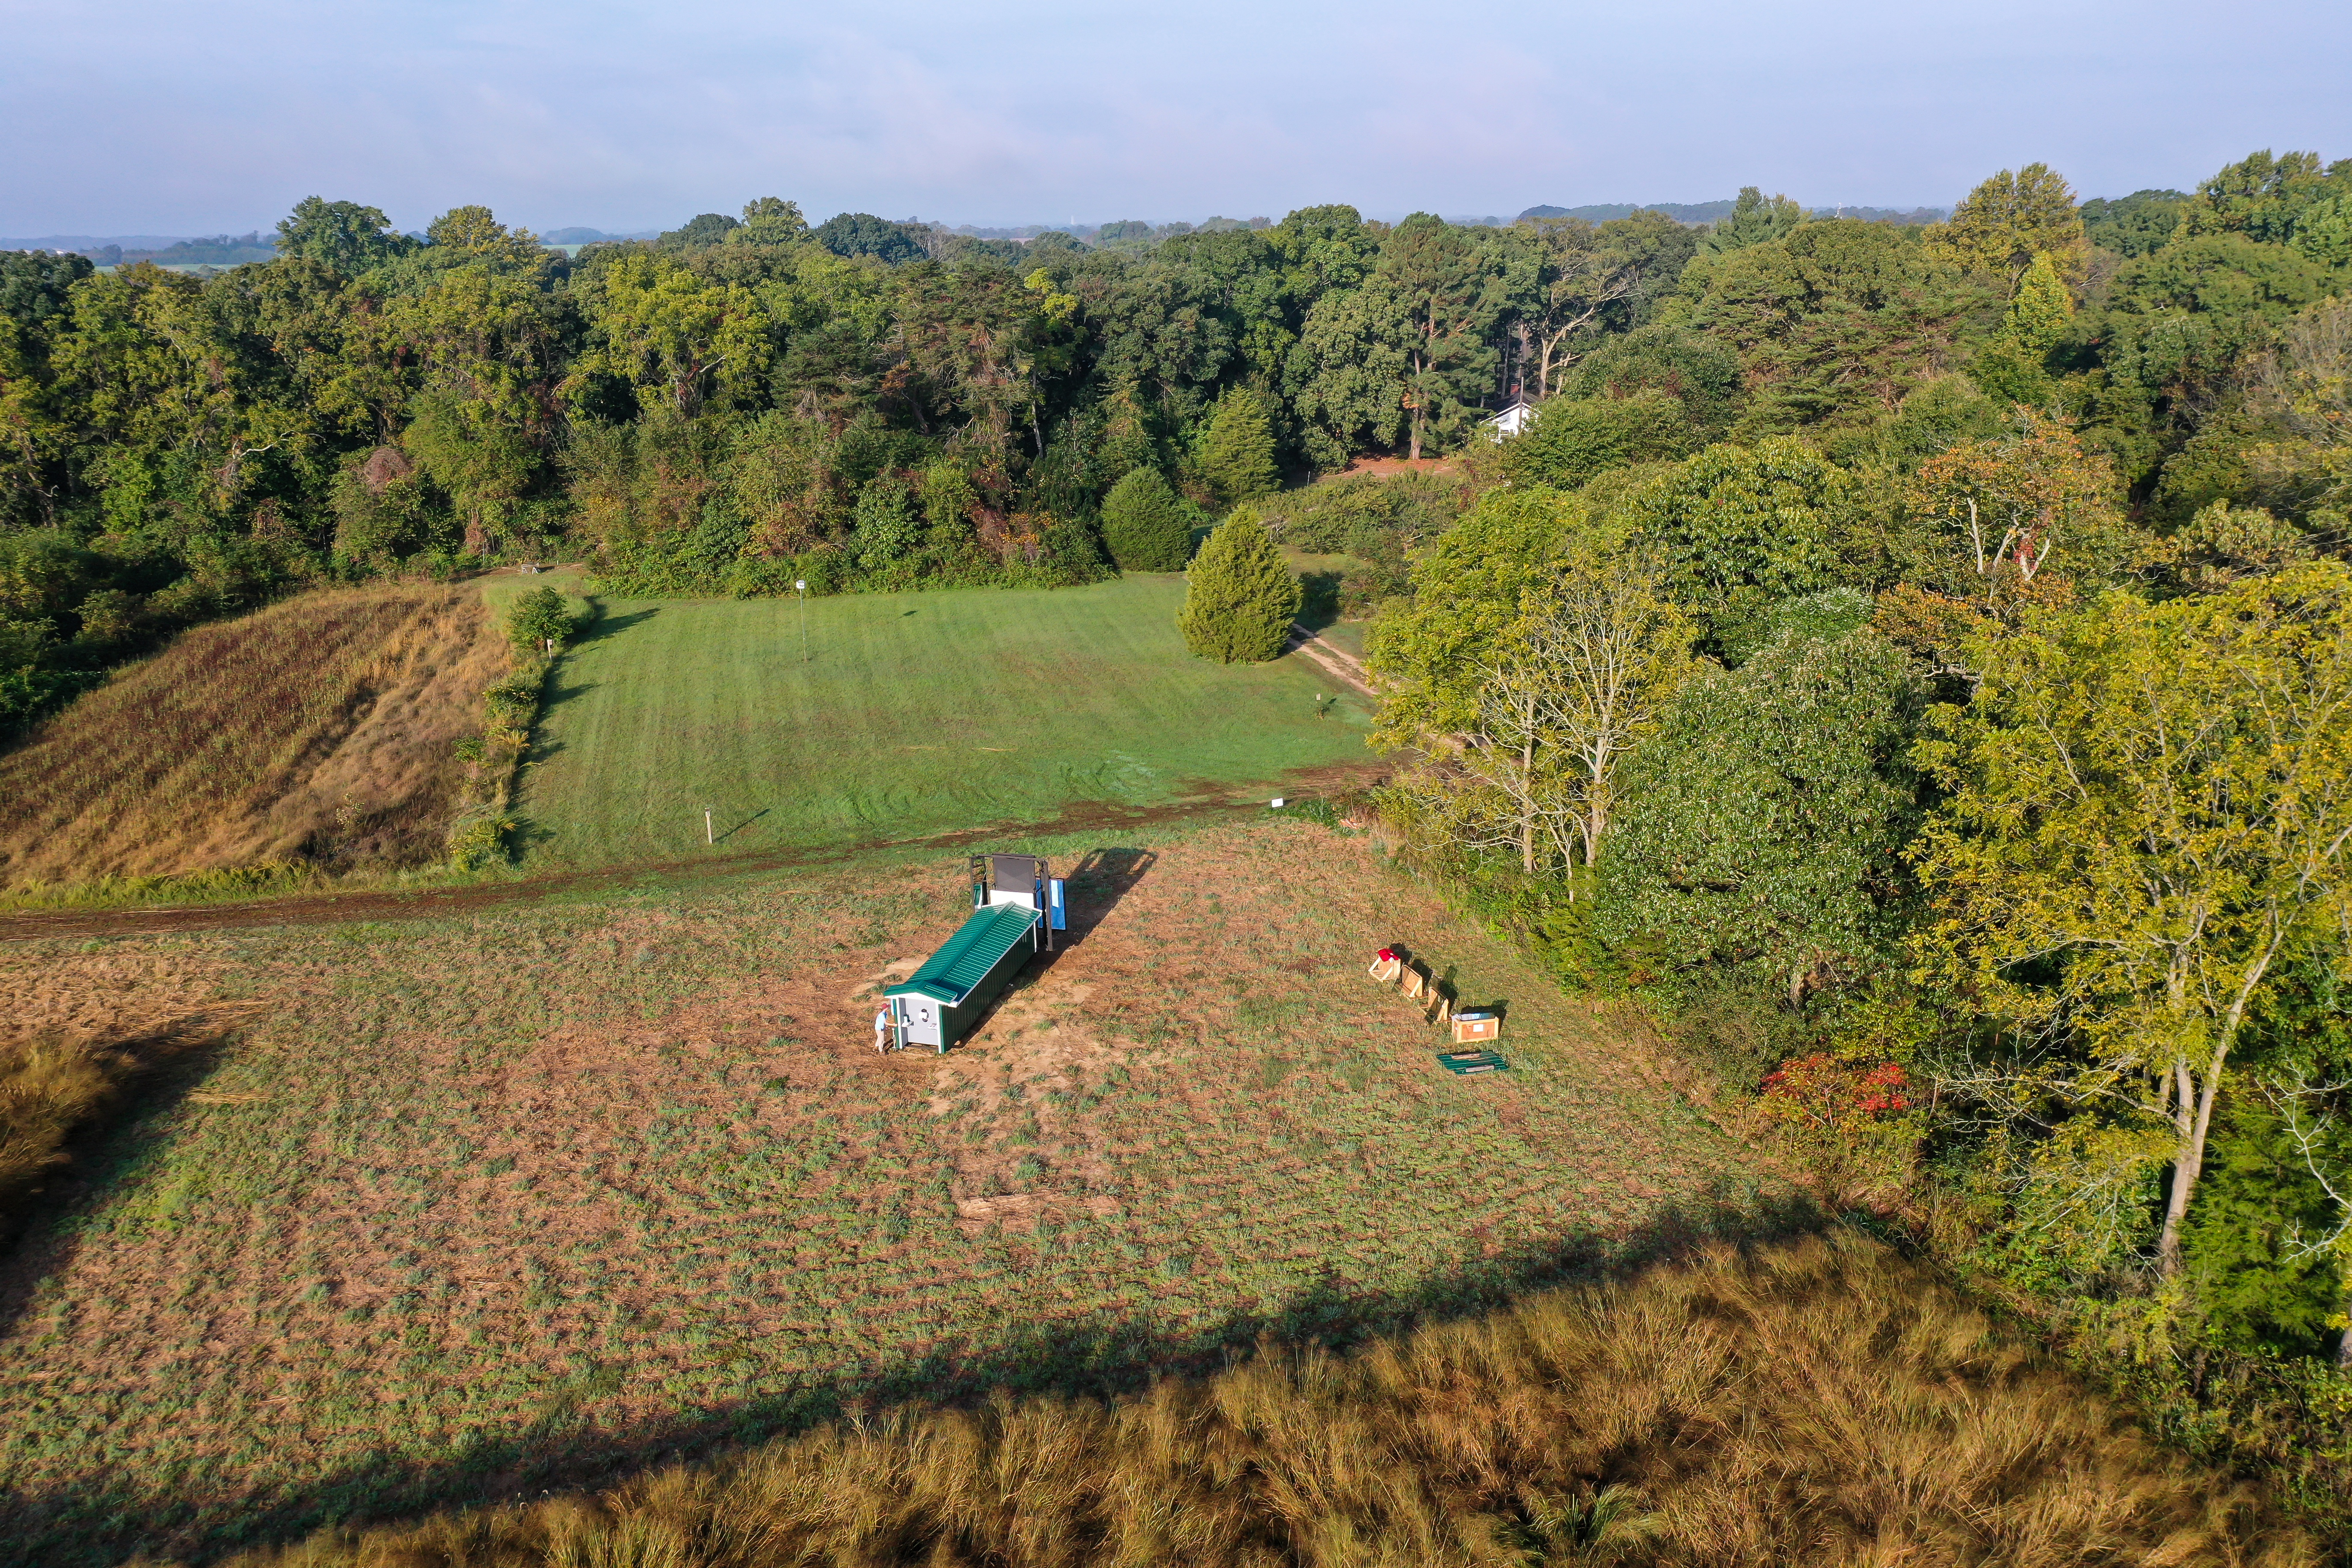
[1296,569,1344,633]
[0,1016,249,1341]
[535,675,600,716]
[0,1186,1837,1567]
[571,606,659,646]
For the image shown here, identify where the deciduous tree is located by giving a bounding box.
[1600,612,1920,1001]
[1908,412,2149,613]
[1931,163,2087,293]
[273,197,415,276]
[1911,563,2352,1275]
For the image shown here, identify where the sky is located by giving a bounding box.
[3,0,2349,239]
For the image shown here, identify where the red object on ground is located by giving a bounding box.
[1376,947,1395,961]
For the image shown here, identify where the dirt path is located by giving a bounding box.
[0,761,1387,944]
[1286,623,1378,698]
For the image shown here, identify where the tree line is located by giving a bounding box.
[4,156,2343,728]
[1353,151,2352,1463]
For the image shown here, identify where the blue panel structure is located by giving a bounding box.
[1047,878,1067,931]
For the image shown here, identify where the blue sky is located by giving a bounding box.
[3,0,2348,236]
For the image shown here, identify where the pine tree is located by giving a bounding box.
[1100,467,1193,571]
[1178,508,1302,663]
[1199,388,1280,505]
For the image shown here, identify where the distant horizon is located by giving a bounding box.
[3,196,1976,254]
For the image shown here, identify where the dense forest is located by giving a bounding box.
[1,156,2346,728]
[3,144,2352,1530]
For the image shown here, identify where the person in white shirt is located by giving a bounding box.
[874,1004,893,1054]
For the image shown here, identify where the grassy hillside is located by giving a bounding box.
[217,1234,2312,1568]
[0,585,504,893]
[0,817,1749,1563]
[515,575,1374,870]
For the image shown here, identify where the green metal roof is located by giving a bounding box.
[887,903,1038,1005]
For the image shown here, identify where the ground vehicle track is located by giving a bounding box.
[0,762,1387,943]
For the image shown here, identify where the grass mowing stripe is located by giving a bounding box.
[516,576,1372,870]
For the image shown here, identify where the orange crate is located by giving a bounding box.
[1452,1015,1499,1044]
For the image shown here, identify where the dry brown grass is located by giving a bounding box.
[0,1007,259,1247]
[0,584,506,890]
[217,1234,2309,1568]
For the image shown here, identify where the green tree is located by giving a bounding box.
[1599,611,1918,1004]
[1930,163,2086,293]
[425,206,547,270]
[1504,390,1692,491]
[1369,487,1582,743]
[2183,1088,2346,1356]
[1287,284,1410,469]
[1622,437,1851,654]
[273,197,414,275]
[1911,562,2352,1275]
[2081,190,2190,257]
[505,585,576,652]
[1681,220,1987,433]
[1513,216,1639,397]
[567,253,773,417]
[1199,386,1279,502]
[731,197,811,248]
[2181,149,2352,246]
[1415,539,1696,873]
[1100,466,1192,570]
[1907,410,2144,611]
[660,212,740,249]
[1379,214,1502,459]
[1177,507,1300,662]
[2291,194,2352,270]
[1699,187,1805,257]
[2005,252,2074,354]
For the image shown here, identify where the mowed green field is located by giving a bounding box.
[0,818,1763,1563]
[514,575,1375,870]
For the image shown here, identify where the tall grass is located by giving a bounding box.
[0,585,504,894]
[222,1234,2309,1568]
[0,1017,239,1246]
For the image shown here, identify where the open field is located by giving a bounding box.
[515,575,1375,870]
[0,816,1758,1564]
[211,1234,2314,1568]
[0,587,504,893]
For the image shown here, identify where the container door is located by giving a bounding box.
[1047,878,1067,931]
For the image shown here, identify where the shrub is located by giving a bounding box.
[503,587,576,652]
[1505,389,1695,491]
[1100,468,1193,570]
[1178,508,1302,664]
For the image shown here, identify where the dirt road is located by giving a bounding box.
[1286,623,1378,698]
[0,762,1387,944]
